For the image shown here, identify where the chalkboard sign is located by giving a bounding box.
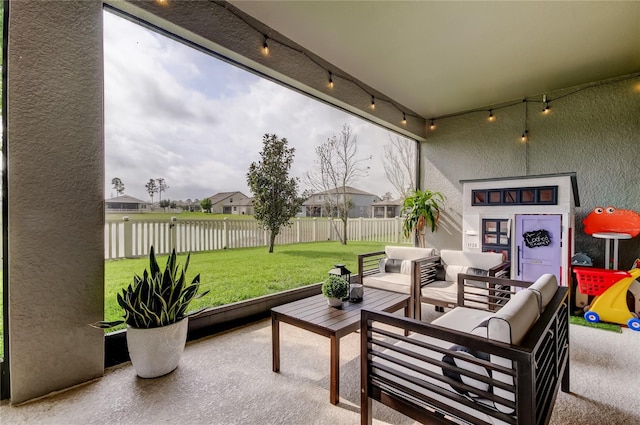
[523,229,551,248]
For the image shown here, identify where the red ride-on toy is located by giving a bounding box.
[573,267,640,331]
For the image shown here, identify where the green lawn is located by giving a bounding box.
[0,241,389,357]
[104,241,388,332]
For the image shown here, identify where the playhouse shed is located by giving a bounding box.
[460,172,579,286]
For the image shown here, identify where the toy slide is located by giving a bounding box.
[573,267,640,331]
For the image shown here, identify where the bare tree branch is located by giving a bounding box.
[383,133,416,199]
[304,124,369,244]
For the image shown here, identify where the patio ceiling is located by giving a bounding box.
[229,1,640,119]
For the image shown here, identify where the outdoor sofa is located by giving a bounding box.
[358,246,437,320]
[361,273,569,425]
[358,247,510,320]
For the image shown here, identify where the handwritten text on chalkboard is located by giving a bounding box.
[523,229,551,248]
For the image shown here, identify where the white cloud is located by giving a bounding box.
[104,11,412,203]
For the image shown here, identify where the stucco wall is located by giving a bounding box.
[7,1,105,403]
[421,75,640,268]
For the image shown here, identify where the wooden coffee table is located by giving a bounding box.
[271,287,410,405]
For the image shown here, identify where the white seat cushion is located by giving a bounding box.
[440,249,504,270]
[486,290,540,414]
[432,307,493,333]
[362,273,412,294]
[527,274,558,312]
[421,280,489,309]
[385,245,435,261]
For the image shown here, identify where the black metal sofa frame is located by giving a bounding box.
[361,274,570,425]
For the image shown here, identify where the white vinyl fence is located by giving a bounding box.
[104,217,408,259]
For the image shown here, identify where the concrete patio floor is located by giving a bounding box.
[1,306,639,425]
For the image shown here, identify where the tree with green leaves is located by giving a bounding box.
[111,177,125,196]
[247,134,308,253]
[200,198,212,213]
[145,178,158,203]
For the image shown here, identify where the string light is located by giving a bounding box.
[521,130,528,142]
[206,2,638,137]
[262,38,269,56]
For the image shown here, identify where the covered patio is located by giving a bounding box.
[3,1,639,421]
[2,307,638,424]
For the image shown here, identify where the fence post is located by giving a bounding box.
[313,218,317,241]
[223,217,229,249]
[395,216,400,243]
[170,216,177,253]
[358,217,363,242]
[296,217,301,243]
[123,216,133,258]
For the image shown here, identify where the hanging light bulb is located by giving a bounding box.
[402,113,407,125]
[370,96,375,110]
[328,72,334,89]
[543,102,550,113]
[521,130,528,142]
[488,109,495,121]
[430,119,435,130]
[262,38,269,56]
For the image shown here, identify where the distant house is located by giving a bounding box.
[372,198,403,218]
[175,199,202,212]
[227,197,254,215]
[105,195,150,212]
[302,186,381,218]
[205,191,250,214]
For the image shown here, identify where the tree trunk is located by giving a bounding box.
[268,230,277,253]
[342,217,348,245]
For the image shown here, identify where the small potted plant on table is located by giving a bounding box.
[322,275,349,307]
[92,246,208,378]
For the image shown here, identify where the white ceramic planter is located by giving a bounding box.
[326,297,342,307]
[126,319,189,378]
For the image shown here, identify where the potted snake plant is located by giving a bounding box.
[401,189,445,248]
[92,246,208,378]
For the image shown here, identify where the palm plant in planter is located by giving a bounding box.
[92,246,209,378]
[401,189,445,248]
[322,275,349,307]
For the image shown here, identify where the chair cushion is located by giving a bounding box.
[378,258,414,275]
[487,290,540,414]
[432,306,493,332]
[527,274,558,312]
[362,273,412,294]
[442,341,491,398]
[440,249,504,270]
[385,246,435,261]
[445,265,469,282]
[488,289,539,345]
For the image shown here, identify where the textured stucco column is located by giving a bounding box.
[7,1,105,403]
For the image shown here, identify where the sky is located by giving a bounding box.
[104,11,414,203]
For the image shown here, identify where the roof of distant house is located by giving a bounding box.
[313,186,378,197]
[105,194,148,204]
[372,198,403,206]
[229,197,254,206]
[207,191,248,204]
